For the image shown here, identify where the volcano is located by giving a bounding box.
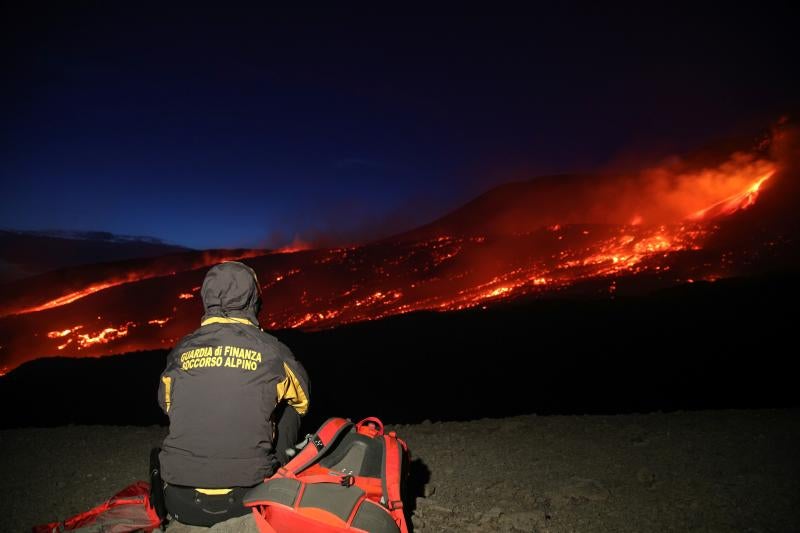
[0,126,797,375]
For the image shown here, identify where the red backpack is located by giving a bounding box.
[244,417,409,533]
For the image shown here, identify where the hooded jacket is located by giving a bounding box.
[158,261,310,488]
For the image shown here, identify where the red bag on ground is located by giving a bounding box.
[33,480,162,533]
[244,417,409,533]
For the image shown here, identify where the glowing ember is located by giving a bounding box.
[178,293,194,299]
[148,318,172,327]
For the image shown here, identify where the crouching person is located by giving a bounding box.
[156,261,310,527]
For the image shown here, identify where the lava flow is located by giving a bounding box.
[689,171,774,220]
[0,249,265,318]
[0,135,790,373]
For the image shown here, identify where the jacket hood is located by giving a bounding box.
[200,262,262,325]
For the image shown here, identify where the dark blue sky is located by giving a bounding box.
[2,5,796,249]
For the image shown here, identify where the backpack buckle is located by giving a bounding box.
[340,475,355,487]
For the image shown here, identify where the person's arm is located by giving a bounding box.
[157,348,181,414]
[272,345,310,464]
[273,402,303,464]
[275,347,310,417]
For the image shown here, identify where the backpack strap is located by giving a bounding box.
[148,448,167,526]
[279,417,353,477]
[382,433,409,533]
[250,507,278,533]
[290,473,356,487]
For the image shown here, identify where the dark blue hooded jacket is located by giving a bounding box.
[158,261,310,487]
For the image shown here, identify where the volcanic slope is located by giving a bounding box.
[0,129,796,374]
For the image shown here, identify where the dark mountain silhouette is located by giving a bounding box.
[0,229,189,283]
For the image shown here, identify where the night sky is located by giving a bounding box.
[2,5,797,249]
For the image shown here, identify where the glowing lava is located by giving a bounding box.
[76,323,133,348]
[689,171,775,221]
[22,282,124,315]
[0,138,787,374]
[275,239,312,254]
[3,250,265,319]
[47,322,136,351]
[47,327,83,338]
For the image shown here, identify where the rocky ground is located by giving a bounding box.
[2,409,798,533]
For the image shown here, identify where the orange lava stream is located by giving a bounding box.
[76,323,133,348]
[19,281,123,315]
[689,171,775,220]
[7,251,264,317]
[47,322,136,351]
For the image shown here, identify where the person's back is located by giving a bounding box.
[157,261,309,526]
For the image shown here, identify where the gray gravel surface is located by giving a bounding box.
[2,409,798,533]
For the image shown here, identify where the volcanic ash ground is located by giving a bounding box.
[1,409,798,533]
